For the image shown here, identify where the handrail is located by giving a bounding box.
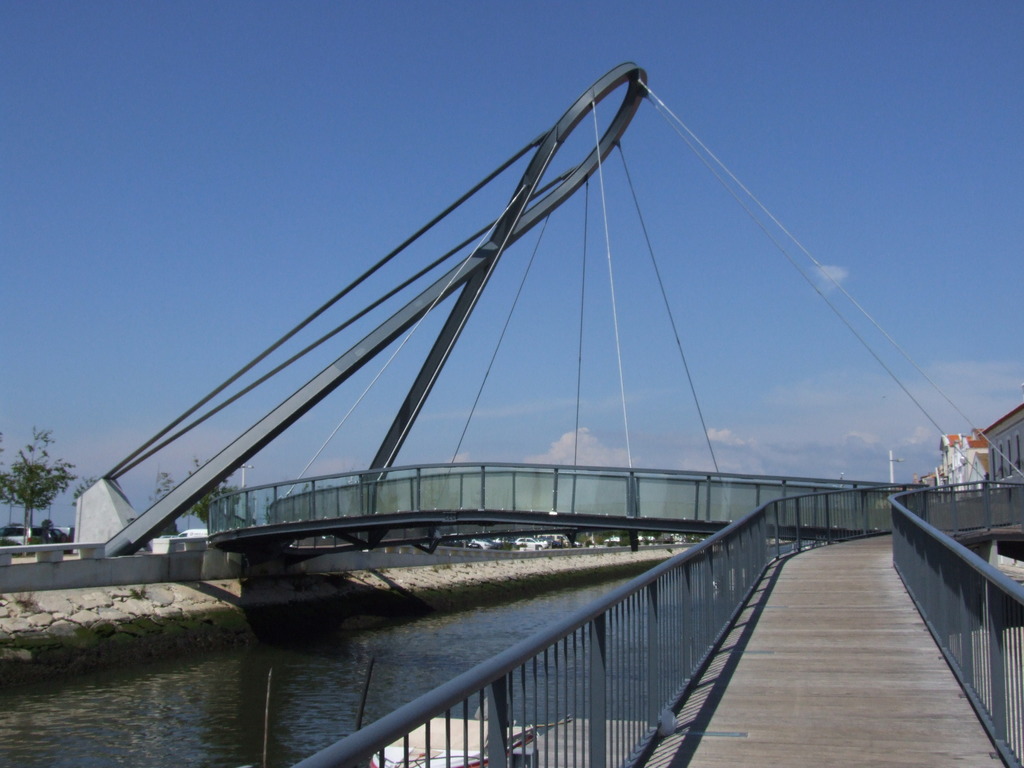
[209,461,879,536]
[290,486,895,768]
[892,483,1024,768]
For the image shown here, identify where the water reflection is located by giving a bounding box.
[0,581,626,767]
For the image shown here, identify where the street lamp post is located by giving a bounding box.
[889,450,904,484]
[240,464,254,488]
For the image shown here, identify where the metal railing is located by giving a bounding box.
[892,482,1024,768]
[290,486,894,768]
[209,462,873,535]
[898,481,1024,536]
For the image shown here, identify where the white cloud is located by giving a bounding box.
[707,427,753,447]
[524,428,630,466]
[813,264,848,293]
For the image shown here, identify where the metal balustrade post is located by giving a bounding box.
[479,465,486,511]
[705,476,712,521]
[1019,483,1024,533]
[795,497,802,552]
[987,581,1008,748]
[772,505,781,560]
[486,676,511,768]
[959,569,975,699]
[590,615,607,768]
[682,565,694,680]
[647,580,661,724]
[984,482,992,530]
[552,467,558,512]
[825,494,832,543]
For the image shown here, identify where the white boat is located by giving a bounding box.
[370,717,537,768]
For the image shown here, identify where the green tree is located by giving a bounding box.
[72,476,99,502]
[151,470,176,504]
[147,459,236,529]
[185,457,236,526]
[0,429,76,540]
[150,470,180,534]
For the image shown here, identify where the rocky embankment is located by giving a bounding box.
[0,547,681,687]
[0,581,251,687]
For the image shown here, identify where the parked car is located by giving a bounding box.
[0,525,46,545]
[467,538,497,549]
[46,527,72,543]
[539,534,570,549]
[513,537,548,551]
[173,528,208,538]
[149,528,208,554]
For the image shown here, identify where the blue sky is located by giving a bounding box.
[3,1,1023,525]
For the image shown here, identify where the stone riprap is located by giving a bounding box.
[0,547,683,687]
[0,581,251,686]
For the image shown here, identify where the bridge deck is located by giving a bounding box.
[646,535,999,767]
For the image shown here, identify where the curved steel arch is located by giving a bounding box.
[500,62,647,243]
[370,62,647,469]
[105,64,647,556]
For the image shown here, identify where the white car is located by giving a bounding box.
[175,528,208,538]
[514,537,548,551]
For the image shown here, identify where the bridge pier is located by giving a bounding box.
[74,479,137,550]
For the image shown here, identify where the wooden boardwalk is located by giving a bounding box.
[645,535,1001,767]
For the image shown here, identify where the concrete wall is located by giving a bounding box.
[0,549,242,593]
[0,544,641,594]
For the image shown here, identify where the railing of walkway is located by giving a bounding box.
[893,483,1024,768]
[209,462,865,534]
[290,486,894,768]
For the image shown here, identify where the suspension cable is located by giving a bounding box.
[646,88,1024,482]
[107,137,541,480]
[375,139,564,470]
[111,163,593,477]
[574,182,590,466]
[649,86,973,427]
[591,103,633,468]
[120,132,602,480]
[295,186,538,482]
[449,217,551,464]
[109,222,494,477]
[642,85,950,441]
[616,143,720,472]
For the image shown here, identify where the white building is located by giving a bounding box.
[937,431,989,487]
[983,400,1024,482]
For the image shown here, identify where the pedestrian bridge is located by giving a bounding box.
[206,462,878,563]
[289,482,1024,768]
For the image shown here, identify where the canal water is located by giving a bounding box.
[0,579,631,768]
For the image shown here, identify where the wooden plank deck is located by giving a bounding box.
[645,535,1001,767]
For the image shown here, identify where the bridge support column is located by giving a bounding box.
[75,479,137,547]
